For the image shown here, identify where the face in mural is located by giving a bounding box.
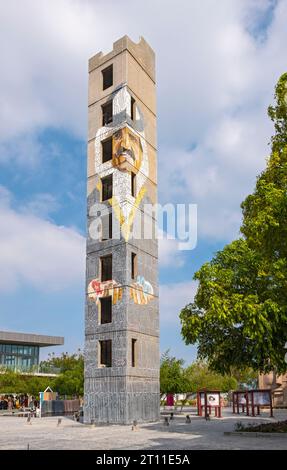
[94,87,150,241]
[95,88,149,181]
[112,127,143,173]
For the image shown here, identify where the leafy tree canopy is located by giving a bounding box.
[160,352,244,394]
[180,73,287,375]
[0,369,55,396]
[185,361,237,392]
[40,351,84,396]
[160,350,190,395]
[0,352,84,397]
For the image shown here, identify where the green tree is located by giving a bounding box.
[41,351,84,397]
[40,350,83,373]
[0,369,26,393]
[160,351,190,396]
[0,369,55,396]
[185,361,238,392]
[180,73,287,375]
[0,352,84,397]
[229,367,258,389]
[54,370,83,396]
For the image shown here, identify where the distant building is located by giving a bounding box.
[259,372,287,407]
[0,331,64,376]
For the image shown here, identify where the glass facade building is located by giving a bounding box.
[0,331,64,373]
[0,343,39,370]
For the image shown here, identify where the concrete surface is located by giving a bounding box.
[0,407,286,450]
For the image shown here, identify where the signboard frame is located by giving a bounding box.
[197,389,222,418]
[232,389,273,417]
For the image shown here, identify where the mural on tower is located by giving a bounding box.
[87,279,123,305]
[130,275,154,305]
[94,87,152,243]
[85,36,159,424]
[112,127,143,172]
[88,89,155,307]
[88,275,154,306]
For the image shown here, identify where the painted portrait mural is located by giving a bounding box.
[87,87,154,307]
[112,127,143,173]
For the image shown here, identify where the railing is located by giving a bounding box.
[0,365,61,375]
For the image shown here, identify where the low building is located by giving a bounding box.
[0,330,64,376]
[259,372,287,407]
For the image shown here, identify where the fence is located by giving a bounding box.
[40,399,80,417]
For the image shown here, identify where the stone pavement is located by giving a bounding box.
[0,408,286,450]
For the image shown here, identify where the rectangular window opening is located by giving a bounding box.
[102,137,112,163]
[131,252,137,280]
[102,100,113,126]
[101,255,112,282]
[131,96,135,121]
[131,172,136,197]
[102,64,113,90]
[100,296,112,324]
[101,174,113,201]
[102,212,112,240]
[131,339,137,367]
[99,340,112,367]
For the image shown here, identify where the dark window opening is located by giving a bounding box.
[102,137,112,163]
[131,172,136,197]
[131,97,135,121]
[131,252,137,280]
[102,64,113,90]
[131,339,137,367]
[102,101,113,126]
[101,255,112,282]
[100,340,112,367]
[100,296,112,324]
[102,212,112,240]
[101,174,113,201]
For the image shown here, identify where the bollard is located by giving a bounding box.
[131,420,138,431]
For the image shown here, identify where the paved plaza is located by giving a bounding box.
[0,408,286,450]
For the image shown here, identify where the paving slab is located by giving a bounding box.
[0,407,286,450]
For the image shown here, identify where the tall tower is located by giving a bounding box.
[84,36,159,424]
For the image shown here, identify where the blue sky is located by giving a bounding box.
[0,0,286,365]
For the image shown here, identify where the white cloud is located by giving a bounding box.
[0,186,85,292]
[160,280,198,325]
[20,193,60,218]
[0,134,45,166]
[0,0,286,244]
[158,229,185,268]
[155,0,287,241]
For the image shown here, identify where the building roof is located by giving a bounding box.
[0,331,64,347]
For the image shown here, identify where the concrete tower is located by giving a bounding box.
[84,36,159,424]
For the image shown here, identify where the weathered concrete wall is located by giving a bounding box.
[84,36,159,424]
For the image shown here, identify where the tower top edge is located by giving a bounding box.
[88,35,155,81]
